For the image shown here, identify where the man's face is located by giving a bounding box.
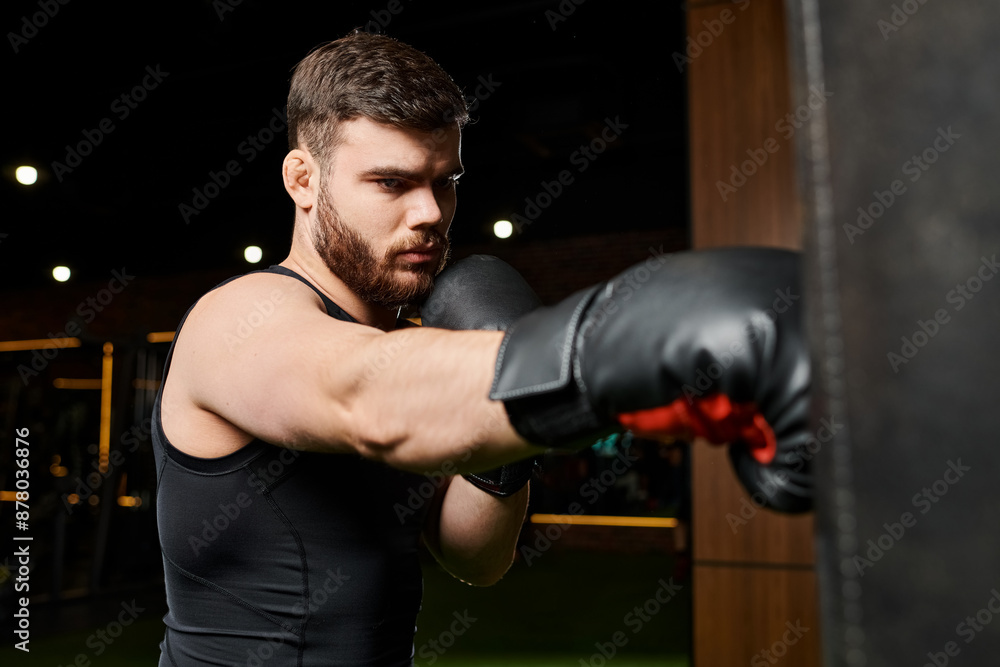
[312,117,463,310]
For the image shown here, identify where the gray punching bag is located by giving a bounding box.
[786,1,1000,666]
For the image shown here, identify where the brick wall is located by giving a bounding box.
[0,229,688,342]
[454,229,689,305]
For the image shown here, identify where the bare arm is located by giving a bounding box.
[164,272,547,471]
[422,476,529,586]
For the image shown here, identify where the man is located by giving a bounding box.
[153,30,811,666]
[153,31,541,666]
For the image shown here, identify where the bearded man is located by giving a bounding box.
[152,29,812,667]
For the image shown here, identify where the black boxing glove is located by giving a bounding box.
[421,255,541,497]
[490,247,812,513]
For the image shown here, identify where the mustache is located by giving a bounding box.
[386,229,449,256]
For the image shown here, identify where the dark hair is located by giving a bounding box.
[287,31,469,167]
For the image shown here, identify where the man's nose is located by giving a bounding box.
[405,187,445,229]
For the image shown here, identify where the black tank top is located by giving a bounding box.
[152,266,430,666]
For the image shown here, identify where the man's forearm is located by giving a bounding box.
[423,475,529,587]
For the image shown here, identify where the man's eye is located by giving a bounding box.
[377,178,403,190]
[434,176,458,189]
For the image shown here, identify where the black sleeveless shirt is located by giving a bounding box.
[152,266,430,666]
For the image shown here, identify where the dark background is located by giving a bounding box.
[2,0,688,289]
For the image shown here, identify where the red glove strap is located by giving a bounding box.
[617,394,777,464]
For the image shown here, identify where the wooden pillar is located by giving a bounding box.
[685,0,821,665]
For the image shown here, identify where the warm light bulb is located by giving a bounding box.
[493,220,513,239]
[16,166,38,185]
[244,246,263,263]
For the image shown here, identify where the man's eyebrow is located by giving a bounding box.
[359,165,465,180]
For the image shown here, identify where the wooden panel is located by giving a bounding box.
[688,0,803,251]
[692,444,815,565]
[693,564,821,665]
[687,0,814,568]
[685,1,820,665]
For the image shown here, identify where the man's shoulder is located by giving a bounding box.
[176,269,333,351]
[196,269,324,318]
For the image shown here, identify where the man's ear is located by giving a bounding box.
[282,149,319,210]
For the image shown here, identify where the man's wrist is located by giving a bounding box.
[462,459,536,497]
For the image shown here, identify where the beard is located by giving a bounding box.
[312,185,450,310]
